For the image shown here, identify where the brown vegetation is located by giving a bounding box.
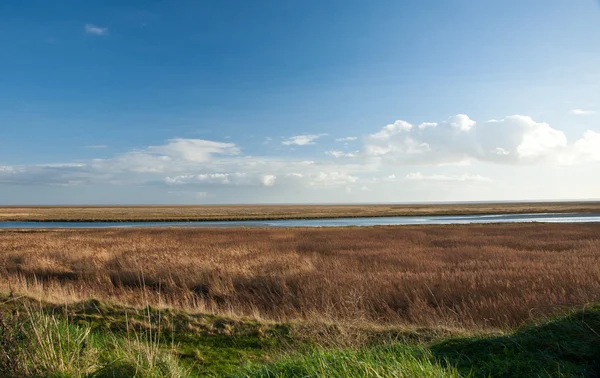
[1,201,600,222]
[1,223,599,330]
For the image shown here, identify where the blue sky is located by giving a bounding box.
[1,0,599,204]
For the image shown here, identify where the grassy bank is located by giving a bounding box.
[1,201,600,222]
[0,297,598,377]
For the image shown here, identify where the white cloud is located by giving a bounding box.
[36,163,86,168]
[570,109,596,116]
[449,114,475,131]
[492,147,510,156]
[306,172,358,187]
[84,145,108,149]
[568,130,600,163]
[418,122,438,129]
[147,138,239,163]
[365,114,598,165]
[326,150,357,158]
[0,163,91,186]
[370,120,413,140]
[85,24,108,36]
[282,134,325,146]
[196,192,208,198]
[0,136,365,189]
[405,172,492,183]
[165,173,246,185]
[261,174,276,186]
[335,136,358,142]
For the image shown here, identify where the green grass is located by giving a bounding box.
[48,299,291,376]
[231,344,464,378]
[431,305,600,377]
[1,297,599,377]
[227,307,600,378]
[0,308,191,377]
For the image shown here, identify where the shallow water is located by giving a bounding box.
[1,212,599,229]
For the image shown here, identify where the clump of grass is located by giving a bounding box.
[0,311,29,377]
[0,306,96,377]
[0,303,191,378]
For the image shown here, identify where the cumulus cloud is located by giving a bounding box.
[570,109,596,116]
[449,114,476,131]
[282,134,325,146]
[566,130,600,163]
[335,136,358,142]
[261,174,276,186]
[405,172,492,183]
[365,114,600,165]
[85,24,108,36]
[418,122,438,129]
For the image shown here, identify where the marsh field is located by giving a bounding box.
[2,223,600,328]
[2,201,600,221]
[1,221,600,377]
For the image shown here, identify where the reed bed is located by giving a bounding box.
[1,223,599,329]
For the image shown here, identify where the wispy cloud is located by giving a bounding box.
[282,134,326,146]
[85,24,108,36]
[335,136,357,142]
[405,172,492,183]
[326,150,357,158]
[84,145,108,149]
[570,108,596,116]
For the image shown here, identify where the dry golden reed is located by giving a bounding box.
[1,223,599,329]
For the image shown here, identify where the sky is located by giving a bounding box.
[1,0,599,204]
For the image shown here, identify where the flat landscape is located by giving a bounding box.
[1,201,600,222]
[1,222,599,376]
[2,223,600,327]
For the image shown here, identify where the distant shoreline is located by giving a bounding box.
[1,201,600,222]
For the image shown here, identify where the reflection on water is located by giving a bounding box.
[1,212,600,229]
